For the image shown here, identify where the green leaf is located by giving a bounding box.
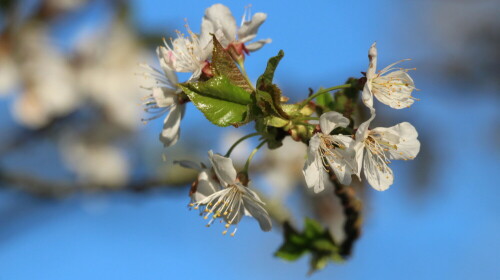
[255,90,284,118]
[211,35,253,94]
[255,50,289,119]
[304,218,324,238]
[309,255,330,275]
[257,50,284,87]
[274,219,344,274]
[315,87,335,111]
[179,75,254,127]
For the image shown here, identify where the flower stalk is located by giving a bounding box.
[300,84,352,108]
[225,132,260,157]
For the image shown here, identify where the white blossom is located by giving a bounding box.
[354,115,420,191]
[180,151,272,236]
[362,42,417,110]
[76,22,146,130]
[158,25,211,81]
[62,137,129,188]
[0,55,19,95]
[12,26,80,128]
[202,4,271,54]
[303,112,357,193]
[141,49,185,147]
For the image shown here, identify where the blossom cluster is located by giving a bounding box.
[142,4,273,235]
[304,43,420,192]
[142,4,421,237]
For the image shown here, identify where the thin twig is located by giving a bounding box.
[0,168,189,199]
[328,168,363,258]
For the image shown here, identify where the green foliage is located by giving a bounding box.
[211,35,253,93]
[315,87,335,112]
[275,218,343,274]
[179,76,255,127]
[255,50,290,121]
[255,119,286,149]
[321,78,361,116]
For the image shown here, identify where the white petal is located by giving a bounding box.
[355,113,375,142]
[238,12,267,42]
[191,170,219,202]
[200,17,215,50]
[245,38,272,52]
[366,42,377,79]
[328,135,357,185]
[242,192,272,232]
[319,111,349,134]
[152,87,176,108]
[204,4,237,45]
[354,142,365,179]
[159,104,184,147]
[156,47,178,85]
[302,136,325,193]
[372,122,420,160]
[208,150,237,186]
[362,82,374,110]
[363,150,394,191]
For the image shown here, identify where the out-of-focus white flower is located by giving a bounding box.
[303,112,357,193]
[12,26,80,128]
[76,22,146,130]
[62,138,129,188]
[179,151,272,236]
[354,115,420,191]
[141,49,185,147]
[263,137,307,199]
[362,42,417,110]
[158,25,211,81]
[45,0,86,11]
[0,55,19,95]
[202,4,271,54]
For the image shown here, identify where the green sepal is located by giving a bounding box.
[255,119,286,149]
[263,116,289,128]
[179,75,255,127]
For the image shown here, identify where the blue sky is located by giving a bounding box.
[0,0,499,279]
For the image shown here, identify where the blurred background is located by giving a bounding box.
[0,0,499,279]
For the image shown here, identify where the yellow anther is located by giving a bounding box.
[222,230,227,235]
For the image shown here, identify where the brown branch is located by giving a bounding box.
[0,168,191,199]
[328,169,363,258]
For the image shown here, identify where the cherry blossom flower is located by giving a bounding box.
[201,4,271,56]
[354,115,420,191]
[77,22,146,130]
[179,151,272,236]
[158,25,211,81]
[303,112,357,193]
[362,42,417,110]
[12,26,80,128]
[62,136,129,188]
[141,49,185,147]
